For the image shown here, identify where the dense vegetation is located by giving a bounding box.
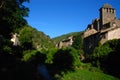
[0,0,29,38]
[19,25,55,50]
[0,0,120,80]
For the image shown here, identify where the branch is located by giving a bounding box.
[0,1,4,9]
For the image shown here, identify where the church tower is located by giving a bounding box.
[99,4,116,29]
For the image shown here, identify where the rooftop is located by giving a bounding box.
[102,4,112,8]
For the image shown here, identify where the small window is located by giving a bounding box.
[107,8,109,12]
[103,34,106,39]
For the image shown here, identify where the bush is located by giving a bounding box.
[45,48,58,64]
[22,50,46,64]
[91,39,120,78]
[53,47,81,70]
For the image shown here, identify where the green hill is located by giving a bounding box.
[52,31,83,44]
[19,25,55,50]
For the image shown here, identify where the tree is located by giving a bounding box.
[19,26,33,50]
[45,48,57,64]
[92,43,112,59]
[0,0,29,38]
[101,39,120,78]
[72,33,83,50]
[91,42,112,67]
[53,47,81,71]
[90,39,120,78]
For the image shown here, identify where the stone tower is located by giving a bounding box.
[83,4,120,54]
[99,4,116,29]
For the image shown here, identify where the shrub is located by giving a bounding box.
[45,48,58,64]
[22,50,46,64]
[53,47,81,70]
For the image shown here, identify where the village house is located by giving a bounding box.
[10,33,20,46]
[83,4,120,54]
[56,36,74,49]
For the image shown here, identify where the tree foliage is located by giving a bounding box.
[0,0,29,38]
[101,39,120,78]
[72,33,83,49]
[45,48,58,64]
[22,50,46,64]
[89,39,120,78]
[19,25,55,50]
[19,25,33,50]
[53,47,81,70]
[92,43,112,59]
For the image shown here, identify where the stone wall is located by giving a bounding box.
[56,36,74,49]
[83,33,100,54]
[10,33,20,46]
[107,28,120,40]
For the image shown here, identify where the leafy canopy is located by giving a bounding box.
[0,0,29,38]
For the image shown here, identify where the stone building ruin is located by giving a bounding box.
[83,4,120,54]
[56,36,74,49]
[10,33,20,46]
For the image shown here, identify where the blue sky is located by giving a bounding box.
[24,0,120,38]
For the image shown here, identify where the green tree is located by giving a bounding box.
[53,47,81,71]
[0,0,29,57]
[19,25,55,50]
[0,0,29,38]
[45,48,58,64]
[91,42,112,67]
[90,39,120,78]
[101,39,120,78]
[23,50,46,65]
[92,43,112,59]
[72,33,83,50]
[19,25,33,50]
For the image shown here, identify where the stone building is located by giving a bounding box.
[10,33,20,46]
[83,4,120,54]
[56,36,74,49]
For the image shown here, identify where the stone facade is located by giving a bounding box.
[83,4,120,54]
[56,36,74,49]
[10,33,20,46]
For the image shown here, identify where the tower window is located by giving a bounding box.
[112,9,114,13]
[110,9,112,13]
[107,8,108,12]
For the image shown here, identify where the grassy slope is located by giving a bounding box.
[62,69,119,80]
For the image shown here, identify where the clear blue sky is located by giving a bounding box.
[24,0,120,38]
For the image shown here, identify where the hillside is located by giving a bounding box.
[31,27,55,50]
[52,31,83,44]
[19,25,55,50]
